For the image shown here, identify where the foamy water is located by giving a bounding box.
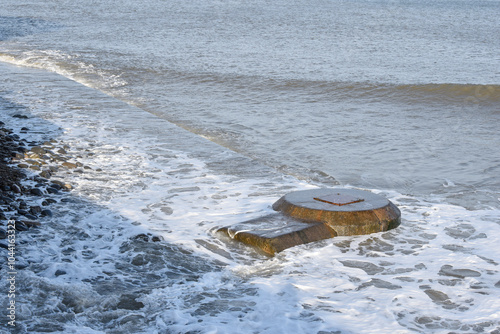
[1,0,500,332]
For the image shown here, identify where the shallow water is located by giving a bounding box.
[1,0,500,333]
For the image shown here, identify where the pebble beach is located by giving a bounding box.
[0,116,73,242]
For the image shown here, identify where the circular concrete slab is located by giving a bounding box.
[272,188,401,236]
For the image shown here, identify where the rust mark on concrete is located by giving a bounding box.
[313,193,364,206]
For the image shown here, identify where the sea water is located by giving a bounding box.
[1,0,499,333]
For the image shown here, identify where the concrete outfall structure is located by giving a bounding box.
[218,188,401,256]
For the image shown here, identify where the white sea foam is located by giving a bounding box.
[1,61,500,333]
[0,50,127,92]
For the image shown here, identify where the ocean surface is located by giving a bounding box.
[1,0,499,333]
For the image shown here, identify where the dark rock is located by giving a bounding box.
[41,209,53,217]
[12,114,29,119]
[51,180,65,188]
[50,183,62,190]
[46,187,59,194]
[0,243,9,250]
[7,134,20,140]
[15,221,28,231]
[19,201,27,209]
[40,170,52,179]
[117,294,145,310]
[55,270,67,277]
[30,206,42,215]
[0,229,6,239]
[131,254,149,266]
[0,196,13,205]
[30,188,44,196]
[17,209,29,216]
[51,181,72,190]
[20,127,29,131]
[133,233,163,243]
[23,214,38,220]
[22,220,41,228]
[133,233,150,242]
[34,178,48,184]
[62,247,75,255]
[11,184,22,193]
[439,265,481,278]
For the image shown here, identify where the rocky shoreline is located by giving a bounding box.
[0,116,83,246]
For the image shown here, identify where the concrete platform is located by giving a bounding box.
[217,188,401,256]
